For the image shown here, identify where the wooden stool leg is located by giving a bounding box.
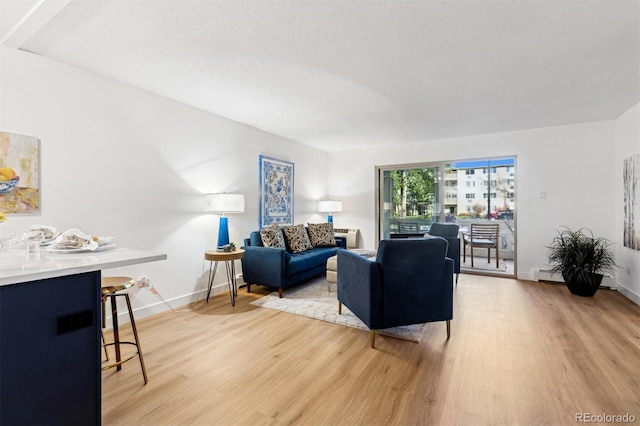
[101,297,106,328]
[124,294,148,385]
[101,296,109,361]
[110,295,122,371]
[101,330,109,361]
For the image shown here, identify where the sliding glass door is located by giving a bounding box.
[379,165,443,240]
[377,157,516,277]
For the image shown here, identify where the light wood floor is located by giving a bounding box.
[102,275,640,425]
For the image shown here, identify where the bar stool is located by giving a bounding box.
[101,276,148,384]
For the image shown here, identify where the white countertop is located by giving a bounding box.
[0,247,167,286]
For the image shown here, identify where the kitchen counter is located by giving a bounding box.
[0,247,167,286]
[0,246,167,426]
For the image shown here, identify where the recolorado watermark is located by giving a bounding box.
[576,412,636,423]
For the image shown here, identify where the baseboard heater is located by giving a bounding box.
[537,269,616,290]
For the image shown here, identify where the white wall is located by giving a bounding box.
[0,46,330,318]
[328,120,620,284]
[2,45,636,309]
[615,103,640,304]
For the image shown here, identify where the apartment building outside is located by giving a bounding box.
[444,158,515,218]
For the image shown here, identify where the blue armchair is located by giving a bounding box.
[337,237,454,348]
[427,222,461,283]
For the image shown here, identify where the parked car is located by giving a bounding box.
[497,211,514,220]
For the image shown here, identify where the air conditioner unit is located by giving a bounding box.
[334,228,359,249]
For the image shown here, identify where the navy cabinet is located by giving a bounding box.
[0,272,101,425]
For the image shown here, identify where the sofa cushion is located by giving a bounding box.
[307,222,337,248]
[283,224,313,253]
[260,224,286,248]
[287,247,339,275]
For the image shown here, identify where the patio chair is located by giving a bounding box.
[463,223,500,268]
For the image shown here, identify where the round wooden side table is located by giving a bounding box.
[204,249,245,306]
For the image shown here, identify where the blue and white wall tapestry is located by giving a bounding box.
[259,155,294,228]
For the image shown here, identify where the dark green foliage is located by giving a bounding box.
[547,227,617,281]
[389,169,436,217]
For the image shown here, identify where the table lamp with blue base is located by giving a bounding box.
[318,200,342,224]
[204,193,245,251]
[217,216,230,248]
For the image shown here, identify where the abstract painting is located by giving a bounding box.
[0,131,40,214]
[259,155,294,228]
[623,153,639,250]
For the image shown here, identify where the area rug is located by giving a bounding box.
[250,276,426,342]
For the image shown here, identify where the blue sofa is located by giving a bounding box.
[241,230,346,297]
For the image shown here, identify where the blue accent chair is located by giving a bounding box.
[427,222,461,283]
[337,237,454,348]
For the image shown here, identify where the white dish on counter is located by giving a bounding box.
[45,228,117,253]
[23,225,60,246]
[47,243,117,254]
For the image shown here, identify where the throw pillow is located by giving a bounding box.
[259,224,286,248]
[282,224,313,253]
[307,222,337,247]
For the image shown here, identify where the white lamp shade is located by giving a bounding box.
[204,193,245,214]
[318,200,343,213]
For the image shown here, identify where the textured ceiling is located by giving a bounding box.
[2,0,639,152]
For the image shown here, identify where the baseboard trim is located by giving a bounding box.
[103,282,232,326]
[617,285,640,306]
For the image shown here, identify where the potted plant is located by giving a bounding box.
[547,227,617,297]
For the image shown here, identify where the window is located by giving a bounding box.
[466,193,475,199]
[465,169,475,175]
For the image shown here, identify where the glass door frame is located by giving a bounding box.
[375,156,517,278]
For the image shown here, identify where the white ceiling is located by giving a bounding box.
[1,0,639,152]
